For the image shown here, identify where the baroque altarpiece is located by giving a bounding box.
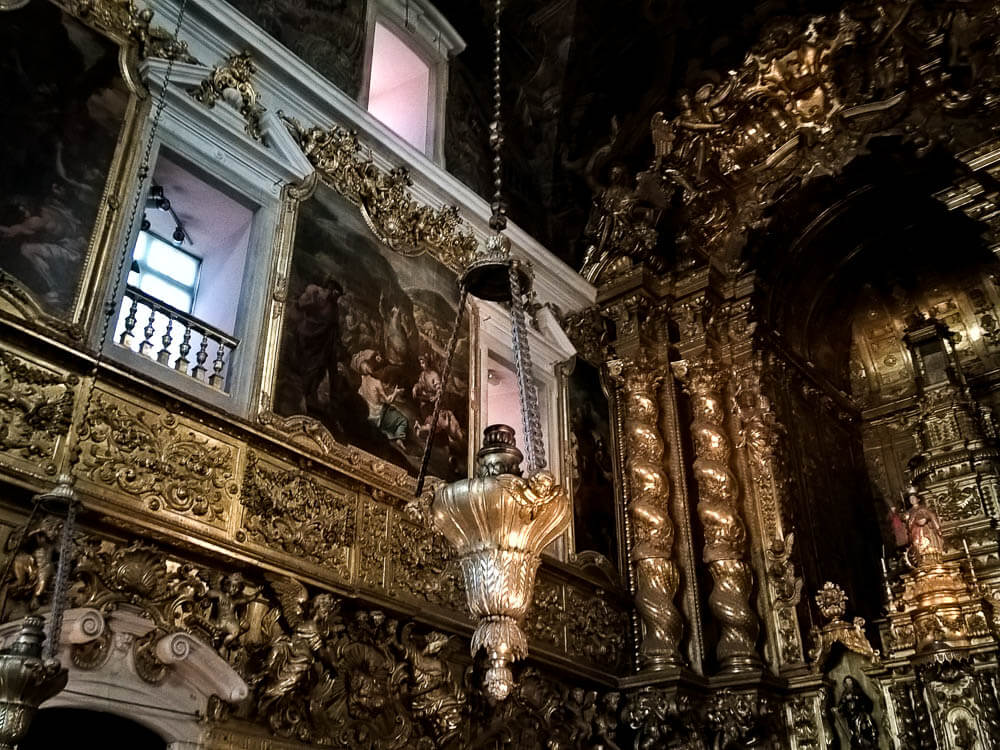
[2,0,1000,747]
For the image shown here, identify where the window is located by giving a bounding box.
[128,233,200,314]
[484,353,551,465]
[368,22,432,153]
[113,149,256,395]
[362,0,465,161]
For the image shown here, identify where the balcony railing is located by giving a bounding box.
[115,285,239,392]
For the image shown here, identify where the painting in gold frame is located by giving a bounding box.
[271,179,470,483]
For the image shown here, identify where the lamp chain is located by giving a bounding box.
[488,0,505,232]
[509,261,545,472]
[43,500,77,659]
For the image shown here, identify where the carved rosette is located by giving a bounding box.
[676,353,761,672]
[618,359,684,668]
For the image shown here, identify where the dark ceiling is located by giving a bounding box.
[436,0,847,267]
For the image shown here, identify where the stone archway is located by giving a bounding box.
[0,608,248,750]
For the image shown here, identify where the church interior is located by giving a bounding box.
[1,0,999,747]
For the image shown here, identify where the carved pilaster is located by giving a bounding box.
[734,358,807,671]
[674,352,761,673]
[612,356,684,669]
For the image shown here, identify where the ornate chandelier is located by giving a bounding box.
[414,0,570,702]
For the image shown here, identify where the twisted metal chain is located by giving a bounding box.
[488,0,506,232]
[508,262,545,473]
[43,499,78,659]
[415,288,469,496]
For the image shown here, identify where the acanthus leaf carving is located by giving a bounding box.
[281,116,478,273]
[239,453,354,577]
[75,391,238,524]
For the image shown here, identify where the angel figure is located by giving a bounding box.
[401,624,465,744]
[7,517,62,608]
[259,576,343,712]
[205,573,251,657]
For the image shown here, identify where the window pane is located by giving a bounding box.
[138,274,193,313]
[368,22,431,152]
[145,237,199,286]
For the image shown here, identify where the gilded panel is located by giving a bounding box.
[564,585,628,671]
[356,495,390,589]
[386,511,467,615]
[237,452,355,583]
[0,348,77,481]
[73,386,241,530]
[523,577,565,651]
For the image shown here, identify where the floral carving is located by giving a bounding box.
[189,51,264,141]
[388,515,466,613]
[282,116,478,272]
[239,453,354,576]
[75,391,238,524]
[0,352,76,464]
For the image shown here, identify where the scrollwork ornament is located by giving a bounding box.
[189,51,265,141]
[74,392,237,524]
[282,116,478,271]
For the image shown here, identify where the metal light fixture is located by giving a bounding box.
[415,0,570,702]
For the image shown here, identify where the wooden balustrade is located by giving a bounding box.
[116,285,239,392]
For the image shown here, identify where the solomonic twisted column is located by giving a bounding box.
[677,353,761,673]
[618,359,684,668]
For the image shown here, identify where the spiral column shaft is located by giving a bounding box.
[620,361,684,668]
[679,354,761,673]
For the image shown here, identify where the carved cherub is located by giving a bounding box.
[258,575,343,711]
[205,572,252,657]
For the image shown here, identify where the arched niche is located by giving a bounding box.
[21,707,167,749]
[0,607,248,750]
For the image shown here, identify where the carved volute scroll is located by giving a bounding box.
[674,350,762,673]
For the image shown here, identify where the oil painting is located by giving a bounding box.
[0,3,129,317]
[273,181,470,482]
[568,358,618,567]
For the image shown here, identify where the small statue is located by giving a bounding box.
[903,486,945,566]
[205,573,251,657]
[836,676,879,749]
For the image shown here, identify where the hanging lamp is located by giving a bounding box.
[414,0,570,703]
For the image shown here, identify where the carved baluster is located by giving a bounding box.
[208,338,227,389]
[190,329,209,381]
[119,295,139,348]
[174,324,192,373]
[674,353,761,674]
[616,358,685,668]
[137,306,157,357]
[157,315,174,365]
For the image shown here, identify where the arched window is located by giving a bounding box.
[361,0,464,162]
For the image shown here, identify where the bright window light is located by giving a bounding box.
[129,232,200,313]
[367,22,431,152]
